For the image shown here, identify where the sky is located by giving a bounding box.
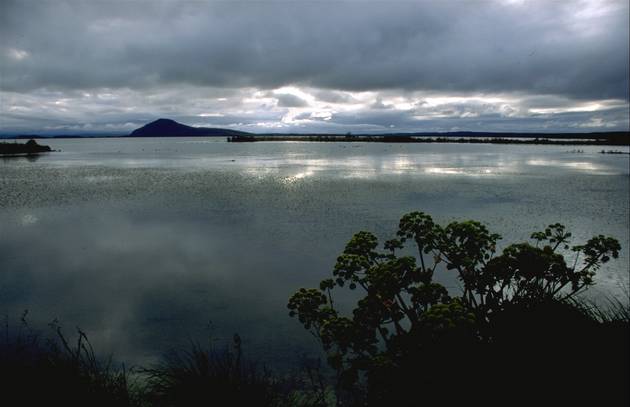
[1,0,628,135]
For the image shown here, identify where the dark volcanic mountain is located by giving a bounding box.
[129,118,248,137]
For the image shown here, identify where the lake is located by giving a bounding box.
[1,138,628,368]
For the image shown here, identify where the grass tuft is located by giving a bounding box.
[141,334,282,406]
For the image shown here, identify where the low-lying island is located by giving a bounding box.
[0,139,52,156]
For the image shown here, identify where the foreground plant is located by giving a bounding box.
[142,335,281,407]
[288,211,623,405]
[1,314,133,406]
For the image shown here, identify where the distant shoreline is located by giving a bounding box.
[227,133,630,146]
[1,131,629,146]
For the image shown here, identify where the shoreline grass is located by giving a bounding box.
[1,296,628,406]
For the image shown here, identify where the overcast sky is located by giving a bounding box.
[1,0,628,134]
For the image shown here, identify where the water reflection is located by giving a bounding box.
[1,154,43,163]
[20,214,39,226]
[1,139,628,368]
[233,154,508,180]
[526,159,611,174]
[424,166,496,176]
[282,169,315,184]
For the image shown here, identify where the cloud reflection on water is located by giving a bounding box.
[526,159,611,174]
[1,140,628,368]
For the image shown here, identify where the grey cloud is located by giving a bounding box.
[312,90,357,104]
[2,84,628,135]
[371,97,391,109]
[1,1,628,100]
[275,93,309,108]
[292,112,314,121]
[322,103,629,134]
[0,86,283,133]
[0,0,628,134]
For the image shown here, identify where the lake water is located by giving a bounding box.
[1,138,628,368]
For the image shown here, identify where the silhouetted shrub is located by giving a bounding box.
[288,211,628,406]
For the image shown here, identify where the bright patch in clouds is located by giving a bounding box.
[6,48,29,60]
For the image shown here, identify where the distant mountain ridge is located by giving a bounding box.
[128,118,248,137]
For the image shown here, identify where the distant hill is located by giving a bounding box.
[128,118,248,137]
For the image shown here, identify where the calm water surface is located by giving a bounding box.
[1,138,628,367]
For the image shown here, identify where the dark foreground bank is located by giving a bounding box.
[2,300,628,407]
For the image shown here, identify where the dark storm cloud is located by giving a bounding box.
[1,0,628,100]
